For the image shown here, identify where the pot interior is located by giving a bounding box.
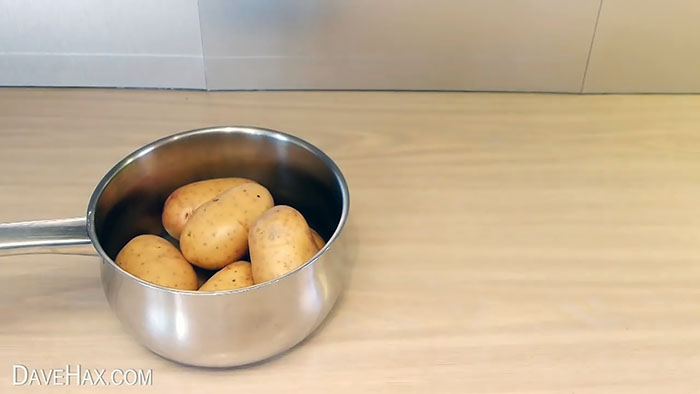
[90,127,347,261]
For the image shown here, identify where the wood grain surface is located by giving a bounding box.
[2,88,700,393]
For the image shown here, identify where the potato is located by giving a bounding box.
[310,228,325,249]
[162,177,254,239]
[115,234,198,290]
[180,183,274,270]
[249,205,320,284]
[199,261,254,291]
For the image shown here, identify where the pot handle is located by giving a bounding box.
[0,217,97,257]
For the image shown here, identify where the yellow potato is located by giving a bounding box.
[162,177,254,239]
[180,183,274,270]
[249,205,320,284]
[199,261,254,291]
[115,234,198,290]
[310,228,325,249]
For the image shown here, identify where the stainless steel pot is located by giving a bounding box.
[0,126,350,367]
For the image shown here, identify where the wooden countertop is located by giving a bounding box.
[2,88,700,393]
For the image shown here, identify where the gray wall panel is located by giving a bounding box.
[0,0,205,89]
[584,0,700,93]
[199,0,601,91]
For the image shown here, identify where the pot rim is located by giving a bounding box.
[86,126,350,296]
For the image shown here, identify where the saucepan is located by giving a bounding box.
[0,126,350,367]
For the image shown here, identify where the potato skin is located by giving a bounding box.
[115,234,198,290]
[180,183,274,270]
[162,177,253,239]
[199,261,254,291]
[249,205,320,284]
[310,228,325,249]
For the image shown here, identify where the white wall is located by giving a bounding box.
[1,0,699,92]
[0,0,205,89]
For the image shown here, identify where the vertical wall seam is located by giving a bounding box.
[581,0,604,93]
[196,0,209,90]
